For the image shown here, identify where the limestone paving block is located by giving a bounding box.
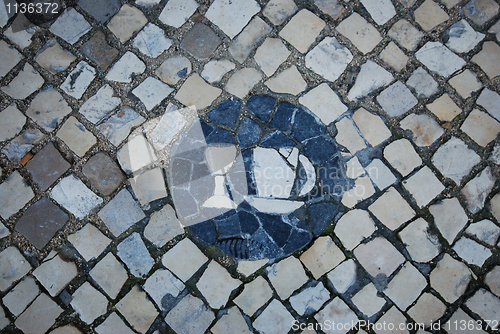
[82,30,119,70]
[176,74,222,109]
[211,307,252,334]
[57,116,97,157]
[335,210,376,250]
[399,218,440,262]
[354,236,405,277]
[0,247,32,292]
[197,261,241,309]
[430,253,472,303]
[366,159,397,190]
[51,175,102,219]
[315,298,358,332]
[476,88,500,122]
[68,224,111,261]
[300,83,347,125]
[0,40,22,78]
[1,63,44,100]
[206,0,260,39]
[279,9,326,53]
[461,109,500,147]
[117,134,157,174]
[97,108,145,146]
[105,51,146,83]
[79,0,120,23]
[466,219,500,246]
[143,269,184,311]
[132,77,173,111]
[336,12,382,53]
[263,0,298,25]
[445,19,485,54]
[90,253,128,299]
[144,204,184,248]
[70,282,108,324]
[485,266,500,297]
[158,0,198,28]
[360,0,396,25]
[234,276,273,316]
[166,295,214,334]
[60,61,95,99]
[0,105,26,142]
[351,283,386,317]
[267,257,308,300]
[341,175,376,208]
[400,113,444,146]
[389,19,424,51]
[334,117,366,154]
[33,254,77,296]
[79,85,121,124]
[466,289,500,324]
[300,236,345,279]
[416,42,466,78]
[253,299,294,334]
[414,0,449,31]
[347,60,394,101]
[314,0,345,19]
[368,186,415,230]
[225,68,262,99]
[117,232,154,277]
[384,262,427,310]
[0,171,34,220]
[408,293,447,327]
[162,238,208,282]
[453,237,492,266]
[377,81,417,117]
[95,313,135,334]
[133,23,172,58]
[352,108,391,147]
[14,293,63,334]
[156,56,192,85]
[432,137,481,184]
[379,41,408,71]
[461,166,495,214]
[305,37,353,83]
[427,94,461,121]
[464,0,500,26]
[26,89,71,132]
[3,14,37,49]
[33,41,74,74]
[82,152,125,196]
[407,67,439,98]
[201,59,235,83]
[229,16,271,63]
[327,259,357,293]
[181,23,221,60]
[403,166,445,208]
[383,138,422,177]
[107,4,147,42]
[375,307,409,334]
[116,285,158,333]
[472,41,500,79]
[265,66,307,95]
[49,8,91,44]
[429,197,468,244]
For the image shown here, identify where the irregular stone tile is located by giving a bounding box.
[366,158,397,190]
[35,40,76,74]
[353,108,391,147]
[206,0,260,39]
[461,109,500,147]
[236,259,268,277]
[117,135,157,174]
[403,166,444,208]
[379,41,408,71]
[130,168,168,205]
[315,298,358,332]
[416,42,466,77]
[354,236,405,277]
[462,166,495,213]
[90,253,128,299]
[225,68,262,99]
[300,236,345,279]
[384,262,427,310]
[445,308,488,334]
[133,23,172,58]
[414,0,449,31]
[105,51,146,83]
[51,175,102,219]
[341,175,376,208]
[180,23,221,60]
[144,107,192,151]
[427,94,461,121]
[49,325,83,334]
[107,4,147,42]
[430,253,471,303]
[477,89,500,121]
[33,254,77,296]
[165,294,214,334]
[98,189,145,236]
[0,247,31,292]
[399,218,440,262]
[156,56,192,85]
[305,36,353,82]
[97,107,145,146]
[3,14,37,49]
[162,238,208,282]
[254,38,290,77]
[197,261,241,309]
[337,12,383,53]
[327,259,356,293]
[60,61,95,99]
[400,113,444,146]
[265,66,306,95]
[408,293,446,327]
[314,0,345,19]
[26,89,71,132]
[300,83,347,125]
[176,74,222,109]
[445,19,485,53]
[352,283,386,317]
[432,137,481,184]
[492,193,500,222]
[490,19,500,40]
[15,197,69,249]
[253,299,294,334]
[0,105,25,142]
[429,198,468,244]
[57,116,97,156]
[267,257,308,299]
[263,0,298,25]
[234,276,273,316]
[70,282,108,324]
[280,9,325,53]
[80,85,120,124]
[144,204,184,248]
[1,63,44,100]
[158,0,198,28]
[407,67,439,98]
[466,288,500,324]
[347,60,394,101]
[230,17,271,63]
[201,59,235,83]
[0,222,9,240]
[0,40,22,78]
[486,266,500,297]
[472,41,500,79]
[117,232,154,277]
[368,186,415,230]
[14,293,63,334]
[116,285,158,333]
[144,269,184,310]
[377,81,417,117]
[0,171,34,220]
[335,210,376,250]
[95,313,135,334]
[464,0,499,26]
[211,307,252,334]
[466,219,500,246]
[361,0,396,25]
[132,77,173,111]
[82,30,119,71]
[334,117,366,153]
[83,153,124,196]
[49,8,91,44]
[79,0,121,23]
[374,307,409,334]
[453,237,492,266]
[68,224,110,261]
[1,127,45,162]
[442,0,461,7]
[389,19,425,51]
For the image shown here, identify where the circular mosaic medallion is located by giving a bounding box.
[168,96,351,260]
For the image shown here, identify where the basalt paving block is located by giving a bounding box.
[90,253,128,299]
[477,89,500,122]
[0,40,22,78]
[14,293,63,334]
[78,84,122,124]
[377,81,417,118]
[267,257,308,300]
[229,17,271,63]
[26,89,71,132]
[280,9,325,53]
[197,261,241,309]
[336,12,382,54]
[265,66,306,95]
[165,294,214,334]
[107,4,147,43]
[472,41,500,79]
[57,116,97,157]
[175,74,222,109]
[79,0,121,23]
[181,23,222,60]
[83,152,124,196]
[354,236,405,278]
[360,0,396,25]
[0,105,25,142]
[1,63,44,100]
[429,197,468,244]
[33,254,77,297]
[416,42,466,78]
[70,282,108,324]
[403,166,444,208]
[380,42,408,71]
[254,38,290,77]
[0,247,31,292]
[464,0,499,26]
[143,269,184,311]
[388,19,424,51]
[225,68,262,98]
[400,113,444,146]
[466,219,500,246]
[399,218,440,263]
[98,189,145,236]
[162,238,208,282]
[132,77,173,111]
[0,171,34,220]
[445,20,485,54]
[60,61,96,99]
[407,67,439,98]
[68,224,111,261]
[352,282,386,317]
[35,40,76,74]
[234,276,273,316]
[158,0,198,28]
[408,292,447,327]
[133,23,172,58]
[2,276,39,317]
[105,51,146,83]
[15,197,69,250]
[290,282,330,316]
[156,56,192,85]
[414,0,449,31]
[383,262,427,310]
[95,313,135,334]
[116,285,158,333]
[347,60,394,101]
[461,109,500,147]
[26,143,70,191]
[82,30,119,71]
[430,253,471,303]
[211,307,252,334]
[49,8,91,44]
[205,0,260,39]
[263,0,297,25]
[432,137,481,184]
[97,107,145,146]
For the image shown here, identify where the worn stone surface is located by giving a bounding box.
[306,36,353,83]
[98,189,145,236]
[51,175,102,219]
[158,0,197,28]
[0,171,34,220]
[389,19,424,51]
[429,198,468,244]
[432,137,481,184]
[36,41,76,74]
[315,298,357,332]
[300,236,344,279]
[14,293,63,334]
[267,257,308,299]
[466,219,500,246]
[403,166,444,208]
[165,294,214,334]
[82,152,124,196]
[453,237,492,266]
[253,299,294,334]
[377,81,417,117]
[144,269,184,310]
[265,66,306,95]
[133,23,172,58]
[211,307,252,334]
[263,0,298,25]
[472,41,500,79]
[399,218,440,262]
[0,247,32,292]
[60,62,95,99]
[416,42,466,78]
[229,17,271,63]
[225,68,262,98]
[254,38,290,77]
[98,108,145,146]
[57,116,97,157]
[446,19,485,54]
[461,109,500,147]
[400,113,444,146]
[334,117,366,154]
[384,262,427,310]
[354,237,405,277]
[206,0,260,39]
[360,0,396,25]
[327,259,356,293]
[105,51,146,83]
[132,77,173,111]
[117,232,154,277]
[144,204,184,247]
[477,89,500,122]
[116,285,158,333]
[107,4,147,42]
[117,134,157,174]
[407,67,439,98]
[485,266,500,297]
[280,9,325,53]
[368,187,415,230]
[335,209,376,250]
[300,83,347,124]
[79,0,121,23]
[82,31,119,71]
[176,74,222,109]
[49,8,91,44]
[464,0,500,26]
[162,238,208,282]
[80,85,120,124]
[379,42,408,71]
[427,94,461,121]
[234,276,273,316]
[68,224,110,261]
[414,0,449,31]
[337,12,382,53]
[95,313,135,334]
[201,59,235,83]
[70,282,108,324]
[90,253,128,299]
[461,166,495,213]
[26,143,70,191]
[352,283,386,317]
[347,60,394,101]
[197,261,241,309]
[430,253,471,303]
[353,108,391,147]
[383,138,422,177]
[408,293,447,326]
[26,89,71,132]
[1,63,44,100]
[33,254,77,297]
[0,40,22,78]
[366,158,397,190]
[156,56,192,85]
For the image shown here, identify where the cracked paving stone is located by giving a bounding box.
[352,282,386,317]
[206,0,260,39]
[225,67,262,99]
[57,116,97,157]
[280,9,325,53]
[407,67,439,98]
[82,152,125,196]
[89,253,128,299]
[254,299,294,334]
[98,189,145,237]
[265,66,306,95]
[263,0,298,25]
[414,0,449,31]
[427,93,461,121]
[97,107,145,146]
[107,4,147,43]
[49,8,91,44]
[429,197,468,244]
[453,237,492,266]
[300,236,345,279]
[79,0,121,23]
[360,0,396,25]
[67,224,111,262]
[0,171,34,220]
[197,261,241,309]
[432,137,481,184]
[133,23,172,58]
[132,77,173,111]
[2,276,39,317]
[379,41,408,71]
[430,253,472,303]
[144,204,184,248]
[461,109,500,147]
[116,285,158,333]
[70,282,108,324]
[315,298,358,332]
[165,294,214,334]
[305,36,353,83]
[82,30,119,71]
[202,59,234,83]
[0,105,26,142]
[403,166,444,208]
[352,108,391,147]
[336,12,382,53]
[335,209,376,250]
[477,88,500,122]
[389,19,424,51]
[95,313,135,334]
[384,262,427,310]
[181,23,222,60]
[461,166,495,213]
[117,232,154,278]
[267,257,308,300]
[158,0,198,28]
[399,218,440,263]
[156,56,192,85]
[347,60,394,101]
[143,269,184,311]
[33,254,77,297]
[377,81,417,118]
[472,41,500,79]
[1,63,44,100]
[234,276,273,316]
[300,83,347,124]
[290,282,330,316]
[230,17,271,64]
[211,307,252,334]
[0,246,32,292]
[445,19,485,54]
[0,40,22,78]
[162,238,208,282]
[35,40,76,74]
[464,0,500,26]
[368,186,415,230]
[327,259,356,294]
[354,236,405,278]
[51,175,102,219]
[26,88,71,132]
[176,73,222,109]
[15,293,63,334]
[60,61,95,99]
[466,219,500,246]
[105,51,146,83]
[416,42,466,78]
[400,113,444,146]
[15,197,69,250]
[255,38,290,77]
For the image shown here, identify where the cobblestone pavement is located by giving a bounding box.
[1,0,500,333]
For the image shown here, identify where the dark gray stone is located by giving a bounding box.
[82,30,119,70]
[83,152,125,196]
[78,0,121,23]
[181,23,222,60]
[26,142,70,191]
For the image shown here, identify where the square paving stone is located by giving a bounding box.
[0,247,32,292]
[35,40,76,74]
[263,0,297,25]
[254,299,294,334]
[33,254,78,297]
[57,116,97,157]
[336,12,382,54]
[279,9,325,53]
[0,105,26,143]
[354,236,405,278]
[116,285,158,333]
[162,238,208,282]
[197,261,241,309]
[1,63,44,100]
[70,282,108,324]
[180,23,222,60]
[407,67,439,98]
[472,41,500,79]
[26,143,70,191]
[98,189,145,237]
[158,0,199,28]
[464,0,499,26]
[211,307,252,334]
[0,40,22,78]
[95,313,135,334]
[461,109,500,147]
[79,0,121,23]
[143,269,184,311]
[15,197,69,250]
[82,152,124,196]
[82,30,119,70]
[2,276,40,317]
[133,23,172,58]
[383,262,427,310]
[0,171,34,220]
[414,0,449,31]
[403,166,445,208]
[368,186,415,230]
[131,77,173,111]
[165,294,214,334]
[233,276,273,316]
[26,89,71,132]
[117,232,154,277]
[51,175,103,219]
[377,81,417,117]
[67,224,111,261]
[15,293,63,334]
[267,257,308,300]
[49,8,91,44]
[90,253,128,299]
[107,4,148,43]
[449,70,482,99]
[300,236,345,279]
[205,0,260,39]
